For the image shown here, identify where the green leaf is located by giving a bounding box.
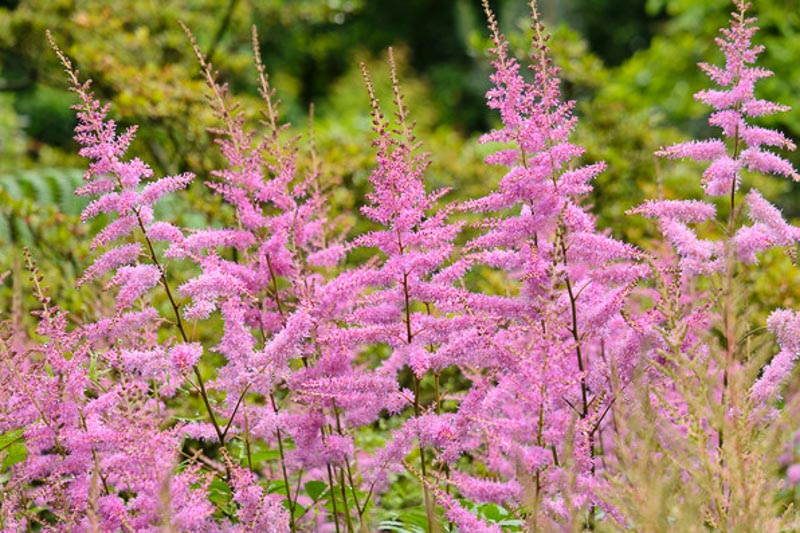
[0,430,23,449]
[479,502,505,521]
[208,477,233,508]
[1,442,28,470]
[268,479,288,495]
[376,520,426,533]
[305,480,328,501]
[246,445,281,465]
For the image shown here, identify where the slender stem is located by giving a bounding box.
[561,242,589,420]
[192,366,225,444]
[327,463,342,533]
[338,465,355,532]
[413,375,435,532]
[719,112,742,519]
[433,372,442,416]
[533,325,550,526]
[344,459,364,517]
[560,234,597,525]
[243,411,253,471]
[294,469,305,508]
[401,272,435,531]
[428,306,452,514]
[332,404,365,518]
[134,213,226,446]
[402,272,413,343]
[266,253,286,318]
[222,383,251,441]
[271,393,297,533]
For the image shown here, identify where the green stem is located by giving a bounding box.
[338,466,355,532]
[327,462,342,533]
[271,393,297,533]
[134,213,226,446]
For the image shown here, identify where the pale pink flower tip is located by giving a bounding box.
[629,200,716,224]
[657,0,799,194]
[788,464,800,484]
[170,342,203,372]
[751,310,800,404]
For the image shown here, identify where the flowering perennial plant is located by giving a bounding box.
[610,1,800,529]
[1,0,799,531]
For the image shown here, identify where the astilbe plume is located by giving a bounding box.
[179,32,473,531]
[322,50,482,528]
[0,35,292,531]
[432,1,647,528]
[612,1,800,528]
[174,27,369,531]
[181,24,456,531]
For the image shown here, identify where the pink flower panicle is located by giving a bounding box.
[637,2,799,276]
[45,35,192,321]
[656,0,799,197]
[629,4,800,526]
[751,310,800,405]
[628,200,717,224]
[2,35,216,531]
[436,1,644,519]
[20,5,798,530]
[323,49,474,488]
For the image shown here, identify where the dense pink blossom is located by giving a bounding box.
[624,2,800,527]
[751,310,800,404]
[169,342,203,372]
[429,1,646,522]
[629,200,716,223]
[0,37,238,532]
[655,0,799,196]
[5,4,798,531]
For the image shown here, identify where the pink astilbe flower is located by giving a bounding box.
[751,309,800,404]
[226,462,291,532]
[436,492,502,533]
[656,1,799,196]
[77,242,142,286]
[56,54,191,287]
[0,37,225,531]
[435,1,645,523]
[640,0,799,376]
[301,49,475,520]
[10,2,797,530]
[734,189,800,262]
[176,27,370,530]
[617,2,800,528]
[169,342,203,373]
[108,264,161,311]
[0,256,212,530]
[629,200,717,224]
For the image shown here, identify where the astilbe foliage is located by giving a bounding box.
[2,1,800,532]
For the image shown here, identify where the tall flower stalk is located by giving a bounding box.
[611,1,800,528]
[432,1,646,529]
